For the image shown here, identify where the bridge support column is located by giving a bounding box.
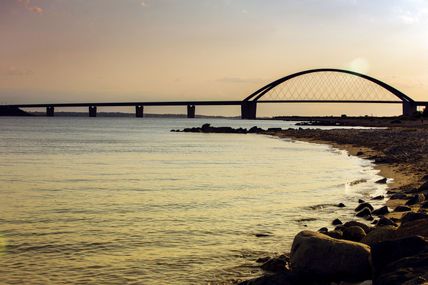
[89,106,97,117]
[187,104,195,118]
[46,106,55,117]
[241,101,257,120]
[136,105,144,118]
[403,101,417,116]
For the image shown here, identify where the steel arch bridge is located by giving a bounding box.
[3,68,426,118]
[241,68,418,119]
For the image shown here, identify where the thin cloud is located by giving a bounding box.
[17,0,43,14]
[2,66,33,77]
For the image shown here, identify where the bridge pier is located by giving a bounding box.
[403,101,417,116]
[187,104,195,118]
[136,105,144,118]
[89,106,97,117]
[241,101,257,119]
[46,106,54,117]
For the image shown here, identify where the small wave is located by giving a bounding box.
[295,217,317,222]
[304,203,339,210]
[349,178,368,186]
[6,241,122,255]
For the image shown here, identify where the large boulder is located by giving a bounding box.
[401,212,428,225]
[361,225,398,247]
[342,221,372,234]
[396,218,428,239]
[342,226,366,242]
[290,231,371,282]
[371,236,428,275]
[376,217,397,227]
[371,236,428,285]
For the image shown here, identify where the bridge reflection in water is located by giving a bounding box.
[3,68,427,119]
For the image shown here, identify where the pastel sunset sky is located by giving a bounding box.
[1,0,427,116]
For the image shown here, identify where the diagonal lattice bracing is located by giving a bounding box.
[259,72,399,102]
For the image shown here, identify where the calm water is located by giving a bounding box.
[0,117,386,284]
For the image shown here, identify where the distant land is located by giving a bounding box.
[28,111,240,119]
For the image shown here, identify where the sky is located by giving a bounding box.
[1,0,427,116]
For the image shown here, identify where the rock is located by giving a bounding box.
[356,151,364,156]
[372,206,390,216]
[401,212,428,225]
[390,193,408,200]
[371,236,428,280]
[374,156,395,164]
[335,225,346,232]
[318,227,328,233]
[324,230,343,239]
[377,217,397,227]
[332,218,343,225]
[358,199,365,204]
[260,254,289,272]
[342,226,366,242]
[394,205,411,212]
[343,221,371,234]
[256,257,270,263]
[403,276,428,285]
[375,178,388,184]
[290,231,371,282]
[404,188,420,194]
[248,126,264,133]
[337,203,346,208]
[267,128,282,132]
[201,123,211,132]
[391,217,400,223]
[405,194,426,206]
[396,218,428,239]
[419,181,428,191]
[355,202,374,212]
[360,225,397,246]
[255,233,271,238]
[356,207,372,218]
[371,195,385,200]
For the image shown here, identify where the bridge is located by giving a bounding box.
[2,68,427,119]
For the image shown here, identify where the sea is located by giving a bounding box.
[0,117,387,284]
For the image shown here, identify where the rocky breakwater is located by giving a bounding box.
[172,123,269,134]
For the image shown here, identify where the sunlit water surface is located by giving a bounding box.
[0,117,386,284]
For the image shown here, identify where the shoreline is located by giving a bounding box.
[177,124,428,284]
[250,128,428,284]
[275,134,412,199]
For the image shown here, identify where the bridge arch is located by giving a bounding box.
[241,68,416,119]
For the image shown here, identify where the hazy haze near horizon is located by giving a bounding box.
[1,0,427,116]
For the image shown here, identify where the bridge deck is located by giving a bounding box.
[5,99,426,109]
[5,101,243,108]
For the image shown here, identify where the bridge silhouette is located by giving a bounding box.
[3,68,427,119]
